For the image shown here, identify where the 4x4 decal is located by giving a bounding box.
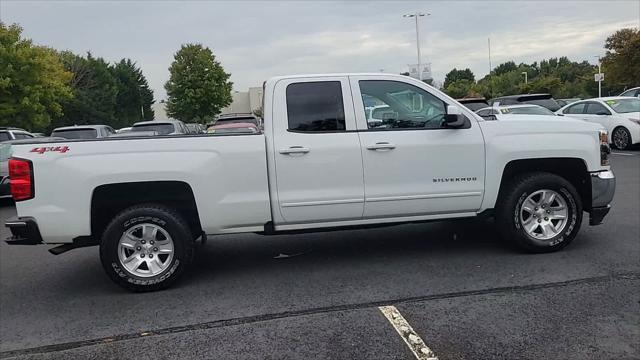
[30,146,70,154]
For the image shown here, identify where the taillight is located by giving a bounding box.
[599,130,610,166]
[9,158,34,201]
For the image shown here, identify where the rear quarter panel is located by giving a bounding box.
[12,135,271,243]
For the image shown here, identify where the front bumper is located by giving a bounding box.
[589,170,615,226]
[5,216,43,245]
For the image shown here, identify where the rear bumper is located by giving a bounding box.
[5,216,43,245]
[589,170,615,226]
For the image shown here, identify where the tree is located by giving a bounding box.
[601,28,640,94]
[53,52,118,130]
[443,68,475,89]
[111,59,154,127]
[165,44,232,123]
[0,23,72,131]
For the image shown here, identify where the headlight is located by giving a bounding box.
[599,130,610,166]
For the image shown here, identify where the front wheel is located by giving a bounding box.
[612,126,632,150]
[496,172,582,253]
[100,204,194,292]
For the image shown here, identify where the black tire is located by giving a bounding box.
[612,126,632,150]
[496,172,582,253]
[100,204,194,292]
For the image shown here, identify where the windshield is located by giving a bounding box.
[605,98,640,113]
[51,129,98,139]
[522,99,561,111]
[132,123,175,135]
[501,106,555,116]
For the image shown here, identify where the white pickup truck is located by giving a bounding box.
[5,74,615,292]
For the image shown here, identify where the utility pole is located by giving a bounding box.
[594,56,602,98]
[403,12,430,80]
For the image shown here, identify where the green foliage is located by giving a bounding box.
[111,59,155,126]
[443,68,475,89]
[601,28,640,94]
[165,44,232,123]
[0,23,72,132]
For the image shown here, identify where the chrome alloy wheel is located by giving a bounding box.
[118,223,174,277]
[519,189,568,240]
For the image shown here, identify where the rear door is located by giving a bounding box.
[350,75,485,218]
[270,77,364,224]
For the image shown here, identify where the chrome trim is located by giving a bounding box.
[592,170,614,179]
[591,170,616,208]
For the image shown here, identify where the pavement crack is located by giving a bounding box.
[2,271,638,359]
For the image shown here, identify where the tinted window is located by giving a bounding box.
[620,89,639,97]
[522,99,561,111]
[0,132,11,142]
[14,133,34,139]
[476,109,490,116]
[565,103,586,114]
[286,82,345,132]
[51,129,98,139]
[584,102,610,115]
[460,102,488,111]
[359,80,446,130]
[132,123,176,135]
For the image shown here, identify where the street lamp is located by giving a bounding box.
[403,12,430,80]
[521,72,528,84]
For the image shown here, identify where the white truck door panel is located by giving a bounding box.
[271,77,364,223]
[350,75,486,218]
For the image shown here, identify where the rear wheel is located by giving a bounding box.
[496,172,582,253]
[612,126,631,150]
[100,204,194,292]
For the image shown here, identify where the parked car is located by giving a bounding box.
[207,122,260,134]
[557,98,582,107]
[108,131,159,138]
[185,123,206,134]
[476,104,556,120]
[490,93,562,112]
[456,97,489,112]
[51,125,116,139]
[0,127,36,142]
[5,73,614,292]
[131,120,188,135]
[619,87,639,98]
[214,113,260,128]
[0,137,65,199]
[556,96,640,150]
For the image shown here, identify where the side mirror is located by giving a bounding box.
[444,105,468,128]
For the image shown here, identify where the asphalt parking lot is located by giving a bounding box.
[0,151,638,360]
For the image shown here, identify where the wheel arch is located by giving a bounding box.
[495,158,592,211]
[90,181,203,241]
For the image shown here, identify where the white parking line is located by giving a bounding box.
[611,152,637,156]
[379,306,438,360]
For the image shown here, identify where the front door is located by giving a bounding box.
[271,77,364,224]
[350,76,486,218]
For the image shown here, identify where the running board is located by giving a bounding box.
[48,236,97,255]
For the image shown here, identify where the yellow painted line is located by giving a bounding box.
[379,306,438,360]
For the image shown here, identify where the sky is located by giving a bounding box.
[1,0,638,100]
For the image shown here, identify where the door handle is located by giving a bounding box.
[366,142,396,150]
[279,146,310,154]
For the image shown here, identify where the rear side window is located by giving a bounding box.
[564,103,586,114]
[286,81,345,132]
[0,132,12,141]
[584,102,610,115]
[14,133,33,139]
[132,123,175,135]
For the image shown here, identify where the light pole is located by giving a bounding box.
[594,56,602,98]
[403,12,430,80]
[521,72,528,84]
